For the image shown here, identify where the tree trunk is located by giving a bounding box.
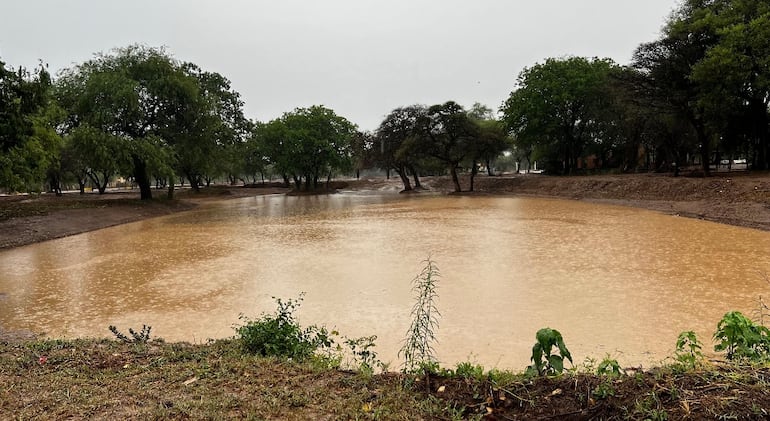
[408,165,422,189]
[396,167,412,192]
[695,123,710,176]
[133,156,153,200]
[167,176,175,199]
[469,160,478,192]
[753,99,769,170]
[486,158,494,176]
[449,165,462,193]
[186,173,200,192]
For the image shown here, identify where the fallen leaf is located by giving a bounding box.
[437,385,446,393]
[183,377,199,386]
[550,388,563,396]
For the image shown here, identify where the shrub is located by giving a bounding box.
[713,311,770,362]
[235,294,334,360]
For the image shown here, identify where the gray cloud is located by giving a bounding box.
[1,0,676,130]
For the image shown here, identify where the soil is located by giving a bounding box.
[0,184,289,250]
[432,172,770,232]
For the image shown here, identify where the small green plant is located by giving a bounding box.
[713,311,770,361]
[109,325,152,343]
[453,361,485,380]
[592,381,616,399]
[343,335,383,373]
[399,257,441,373]
[526,327,572,376]
[674,331,704,369]
[596,355,622,377]
[235,294,335,361]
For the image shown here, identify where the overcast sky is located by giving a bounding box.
[1,1,678,131]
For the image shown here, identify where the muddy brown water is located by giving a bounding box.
[2,192,770,370]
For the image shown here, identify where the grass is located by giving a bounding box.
[3,337,770,420]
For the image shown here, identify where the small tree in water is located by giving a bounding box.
[400,257,441,373]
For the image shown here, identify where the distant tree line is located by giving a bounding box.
[502,0,770,175]
[1,0,769,196]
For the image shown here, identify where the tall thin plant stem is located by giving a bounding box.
[400,257,441,373]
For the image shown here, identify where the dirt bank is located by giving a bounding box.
[432,172,770,231]
[1,173,769,253]
[0,185,289,250]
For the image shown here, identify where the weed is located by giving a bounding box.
[234,294,335,361]
[751,272,770,326]
[713,311,770,361]
[399,257,441,373]
[674,331,704,369]
[342,335,383,373]
[526,327,572,376]
[453,361,485,380]
[593,381,616,399]
[109,325,152,343]
[634,392,668,420]
[596,355,622,377]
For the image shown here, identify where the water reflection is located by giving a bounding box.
[1,193,769,370]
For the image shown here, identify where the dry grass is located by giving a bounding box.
[2,338,770,420]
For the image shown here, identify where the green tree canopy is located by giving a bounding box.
[260,105,357,191]
[56,45,248,199]
[414,101,479,192]
[0,60,61,193]
[501,57,618,175]
[374,105,428,192]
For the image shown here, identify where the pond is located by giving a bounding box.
[1,192,769,370]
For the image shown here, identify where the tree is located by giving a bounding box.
[632,3,719,176]
[171,64,251,191]
[261,106,357,191]
[375,105,427,192]
[501,57,618,175]
[0,60,61,193]
[631,0,770,174]
[242,124,274,185]
[65,124,127,194]
[466,104,509,177]
[414,101,478,192]
[465,119,508,190]
[687,0,770,169]
[350,131,376,180]
[56,45,235,200]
